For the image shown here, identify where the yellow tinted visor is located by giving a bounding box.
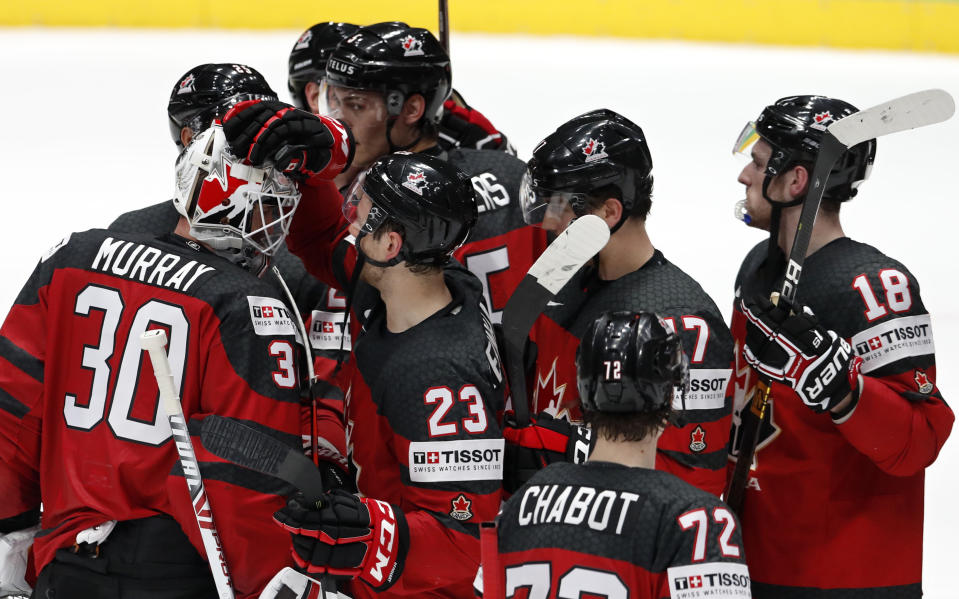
[733,121,759,155]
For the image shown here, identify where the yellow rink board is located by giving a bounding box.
[3,0,958,54]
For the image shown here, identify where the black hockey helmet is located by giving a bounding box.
[344,152,477,267]
[734,95,876,204]
[168,63,278,148]
[522,109,653,226]
[288,22,360,111]
[324,22,452,125]
[576,311,688,414]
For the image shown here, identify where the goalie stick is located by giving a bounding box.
[141,330,234,599]
[501,214,610,426]
[724,88,955,514]
[200,415,342,598]
[438,0,450,55]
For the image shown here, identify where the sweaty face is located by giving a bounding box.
[736,139,775,231]
[322,85,390,171]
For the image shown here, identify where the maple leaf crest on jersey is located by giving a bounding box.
[582,138,608,162]
[689,425,707,453]
[402,170,427,195]
[401,35,424,57]
[811,110,834,130]
[450,494,473,521]
[915,369,934,394]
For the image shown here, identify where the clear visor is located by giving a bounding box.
[520,170,584,226]
[342,171,388,235]
[318,81,388,125]
[241,169,300,256]
[733,121,760,155]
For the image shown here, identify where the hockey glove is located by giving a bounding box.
[438,98,508,152]
[502,412,594,493]
[741,295,861,413]
[222,99,354,184]
[274,490,409,591]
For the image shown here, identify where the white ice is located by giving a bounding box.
[0,28,957,594]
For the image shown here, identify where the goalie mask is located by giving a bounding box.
[173,124,300,276]
[576,310,689,414]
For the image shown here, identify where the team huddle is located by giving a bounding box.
[0,20,952,599]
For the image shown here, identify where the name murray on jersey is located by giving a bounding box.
[91,237,216,291]
[517,484,641,535]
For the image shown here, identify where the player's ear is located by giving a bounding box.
[305,81,321,115]
[180,127,194,148]
[384,231,404,261]
[788,164,810,199]
[599,197,624,229]
[401,94,426,126]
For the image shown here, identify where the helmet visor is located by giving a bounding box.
[342,171,388,235]
[733,121,760,155]
[520,171,585,228]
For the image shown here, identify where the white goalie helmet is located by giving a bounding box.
[173,123,300,276]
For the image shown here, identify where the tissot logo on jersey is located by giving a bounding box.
[91,237,216,292]
[667,562,751,598]
[679,369,731,411]
[408,439,504,482]
[247,296,298,337]
[851,314,934,373]
[309,309,352,352]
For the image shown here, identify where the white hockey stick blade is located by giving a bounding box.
[830,89,954,147]
[258,567,339,599]
[527,214,610,294]
[141,329,182,415]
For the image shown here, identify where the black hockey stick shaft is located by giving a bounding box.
[502,215,609,426]
[201,415,325,504]
[724,89,955,514]
[438,0,450,54]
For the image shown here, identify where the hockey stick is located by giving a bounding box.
[438,0,450,55]
[501,214,610,426]
[724,89,955,514]
[200,415,343,598]
[200,414,325,504]
[141,330,235,599]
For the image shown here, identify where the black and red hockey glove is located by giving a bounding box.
[222,99,354,185]
[502,412,594,493]
[438,97,510,153]
[741,295,861,413]
[274,490,409,591]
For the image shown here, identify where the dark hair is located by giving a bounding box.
[372,221,442,275]
[583,396,671,443]
[585,177,654,221]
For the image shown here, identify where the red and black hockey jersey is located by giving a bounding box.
[446,147,549,325]
[109,201,349,459]
[728,238,954,598]
[529,252,734,496]
[0,229,303,598]
[286,181,507,598]
[481,461,750,598]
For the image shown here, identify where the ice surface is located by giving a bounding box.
[1,27,957,594]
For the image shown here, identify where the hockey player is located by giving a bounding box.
[288,22,360,114]
[477,311,750,598]
[110,63,351,475]
[729,95,954,597]
[0,123,326,598]
[222,103,504,596]
[317,21,546,322]
[511,109,735,496]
